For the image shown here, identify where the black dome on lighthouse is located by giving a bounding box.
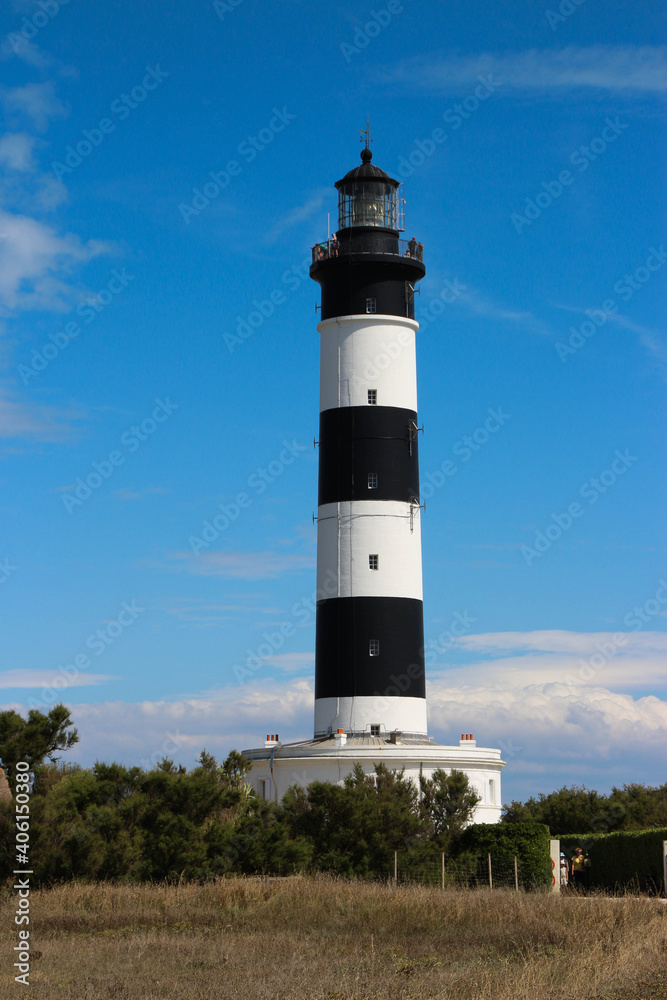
[335,147,399,190]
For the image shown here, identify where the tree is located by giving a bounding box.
[283,764,425,875]
[0,704,78,776]
[420,769,481,849]
[500,783,667,834]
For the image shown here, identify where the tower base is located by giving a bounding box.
[242,733,505,823]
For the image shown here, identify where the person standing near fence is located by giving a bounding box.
[570,847,590,891]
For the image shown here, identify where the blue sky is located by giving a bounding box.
[0,0,665,803]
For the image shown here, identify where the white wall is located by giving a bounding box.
[317,501,423,600]
[319,315,419,412]
[246,745,504,824]
[314,696,428,738]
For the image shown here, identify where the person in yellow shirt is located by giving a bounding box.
[570,847,590,891]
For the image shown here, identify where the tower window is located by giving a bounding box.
[368,472,378,489]
[369,554,379,570]
[258,779,266,800]
[369,639,380,656]
[367,389,377,405]
[366,297,377,314]
[370,724,381,737]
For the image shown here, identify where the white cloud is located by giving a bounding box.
[458,286,551,336]
[377,45,667,95]
[0,133,37,172]
[453,629,667,656]
[260,652,314,673]
[170,549,315,580]
[0,81,68,131]
[0,669,114,689]
[426,679,667,780]
[35,680,316,768]
[0,386,83,441]
[0,208,113,313]
[265,188,332,244]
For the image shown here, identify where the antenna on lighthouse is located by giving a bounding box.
[360,116,373,151]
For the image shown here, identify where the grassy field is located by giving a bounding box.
[1,877,666,1000]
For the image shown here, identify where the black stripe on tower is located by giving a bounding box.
[311,255,423,319]
[318,406,420,506]
[310,234,425,322]
[315,597,425,700]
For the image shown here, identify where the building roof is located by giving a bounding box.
[335,147,399,189]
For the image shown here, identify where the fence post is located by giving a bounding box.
[441,852,445,890]
[488,853,493,889]
[514,855,519,891]
[394,850,398,883]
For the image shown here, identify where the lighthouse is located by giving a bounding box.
[311,142,427,739]
[243,138,504,820]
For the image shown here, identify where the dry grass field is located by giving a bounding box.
[1,877,666,1000]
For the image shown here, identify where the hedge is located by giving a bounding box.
[559,828,667,894]
[456,821,552,888]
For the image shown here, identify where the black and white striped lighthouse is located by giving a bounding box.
[310,140,427,739]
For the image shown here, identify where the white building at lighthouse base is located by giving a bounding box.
[242,732,505,824]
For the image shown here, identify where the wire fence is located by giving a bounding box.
[380,853,528,890]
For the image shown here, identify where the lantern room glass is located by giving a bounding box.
[338,181,397,230]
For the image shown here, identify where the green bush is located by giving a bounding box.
[456,821,552,888]
[559,828,667,893]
